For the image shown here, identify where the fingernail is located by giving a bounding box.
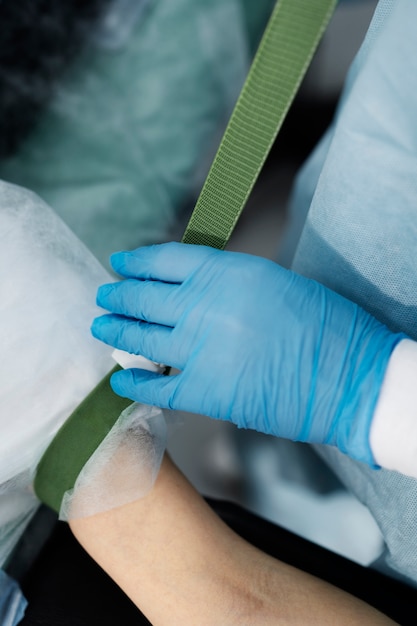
[110,370,127,396]
[96,283,114,307]
[110,252,127,273]
[90,317,102,338]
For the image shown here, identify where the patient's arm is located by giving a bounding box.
[70,455,396,625]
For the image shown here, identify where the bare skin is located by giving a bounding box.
[70,455,397,626]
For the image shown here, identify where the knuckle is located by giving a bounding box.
[120,280,140,316]
[138,281,155,322]
[117,319,141,354]
[140,322,160,356]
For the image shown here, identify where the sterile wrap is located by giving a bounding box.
[0,180,166,566]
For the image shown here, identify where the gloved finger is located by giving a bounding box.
[96,279,183,327]
[110,368,182,411]
[91,314,181,368]
[110,241,217,282]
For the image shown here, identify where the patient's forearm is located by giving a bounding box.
[70,455,396,625]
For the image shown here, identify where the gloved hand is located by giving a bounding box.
[91,242,405,466]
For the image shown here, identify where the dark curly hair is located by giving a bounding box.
[0,0,111,158]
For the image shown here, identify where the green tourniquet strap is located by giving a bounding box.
[34,366,132,513]
[182,0,337,249]
[34,0,336,513]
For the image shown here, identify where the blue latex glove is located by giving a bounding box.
[91,242,405,465]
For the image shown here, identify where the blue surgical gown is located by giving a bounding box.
[282,0,417,584]
[0,570,26,626]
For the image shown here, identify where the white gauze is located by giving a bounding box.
[59,402,166,520]
[0,180,165,563]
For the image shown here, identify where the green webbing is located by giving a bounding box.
[34,0,336,513]
[182,0,337,249]
[34,367,132,512]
